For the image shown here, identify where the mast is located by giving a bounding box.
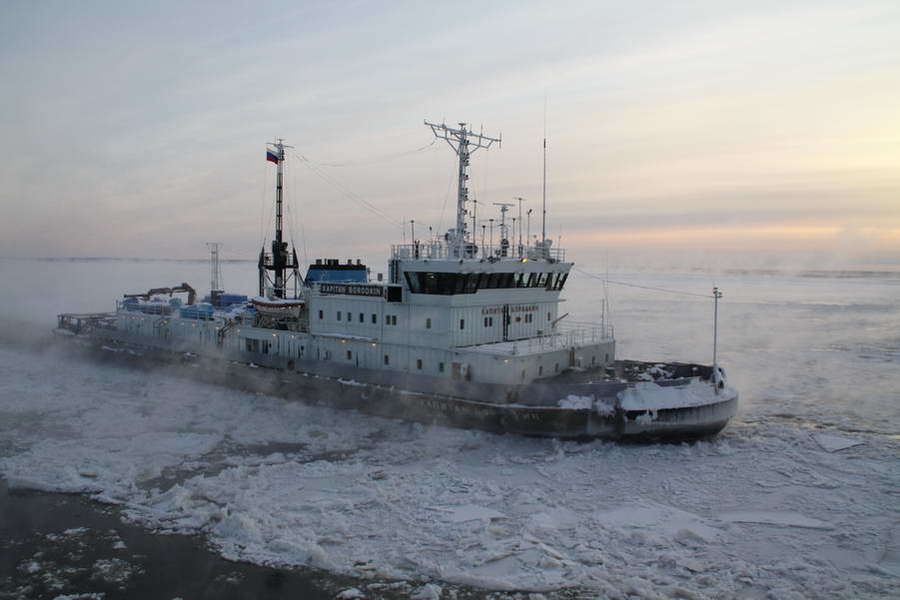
[493,202,514,257]
[425,121,500,257]
[513,196,525,256]
[542,136,547,244]
[713,287,723,394]
[259,139,300,298]
[207,242,222,292]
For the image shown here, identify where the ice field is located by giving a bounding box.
[1,258,898,598]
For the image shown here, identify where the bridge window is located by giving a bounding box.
[404,271,543,295]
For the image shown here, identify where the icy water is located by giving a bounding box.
[0,258,899,599]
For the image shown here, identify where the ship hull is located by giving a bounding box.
[56,330,738,441]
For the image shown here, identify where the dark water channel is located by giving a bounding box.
[0,478,378,600]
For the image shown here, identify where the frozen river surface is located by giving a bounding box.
[1,259,899,598]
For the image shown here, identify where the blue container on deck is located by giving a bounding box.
[219,294,248,305]
[179,303,215,320]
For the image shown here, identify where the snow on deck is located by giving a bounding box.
[1,345,897,598]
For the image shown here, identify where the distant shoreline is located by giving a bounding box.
[2,256,899,279]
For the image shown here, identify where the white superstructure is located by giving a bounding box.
[115,123,615,385]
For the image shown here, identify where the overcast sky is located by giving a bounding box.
[1,0,898,269]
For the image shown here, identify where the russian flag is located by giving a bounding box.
[266,148,279,164]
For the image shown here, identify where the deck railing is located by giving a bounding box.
[391,242,568,263]
[492,319,614,356]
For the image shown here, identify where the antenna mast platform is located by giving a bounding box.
[425,120,500,258]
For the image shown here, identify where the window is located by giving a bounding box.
[359,313,364,323]
[459,319,465,330]
[548,312,551,321]
[416,358,422,370]
[403,271,530,295]
[439,362,444,373]
[483,316,493,327]
[539,365,543,376]
[386,286,402,302]
[347,350,352,360]
[426,318,431,329]
[318,310,323,320]
[372,313,377,324]
[261,340,270,354]
[337,312,342,321]
[384,354,390,365]
[555,363,559,373]
[347,312,352,322]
